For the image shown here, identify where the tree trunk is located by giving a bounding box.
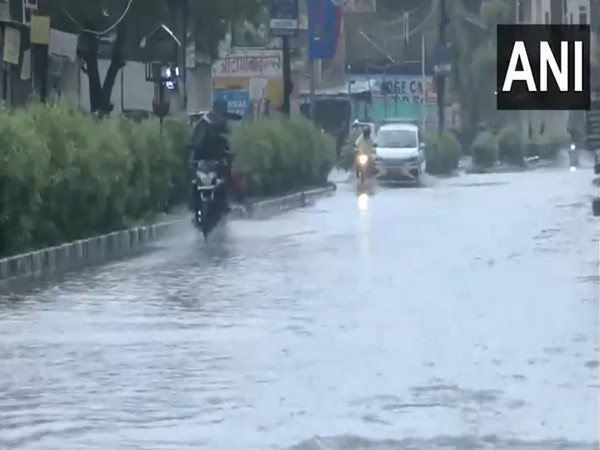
[80,26,127,116]
[80,33,102,113]
[100,25,127,116]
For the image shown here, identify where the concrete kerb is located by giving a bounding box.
[0,218,181,282]
[0,186,334,282]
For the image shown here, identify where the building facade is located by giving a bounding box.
[515,0,591,142]
[518,0,591,24]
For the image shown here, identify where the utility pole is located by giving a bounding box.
[269,0,297,117]
[282,35,292,116]
[436,0,448,136]
[181,0,188,111]
[308,57,316,119]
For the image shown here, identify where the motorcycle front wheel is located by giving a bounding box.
[193,201,210,235]
[357,169,365,185]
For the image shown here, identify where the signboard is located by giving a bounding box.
[587,92,600,150]
[30,15,50,44]
[434,43,451,76]
[3,26,20,65]
[49,28,78,61]
[347,75,436,104]
[307,0,342,60]
[212,49,282,78]
[249,77,268,100]
[0,0,10,21]
[213,90,250,116]
[270,0,298,36]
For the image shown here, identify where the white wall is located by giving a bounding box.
[527,0,590,24]
[519,0,589,142]
[58,58,212,115]
[565,0,590,24]
[528,0,550,23]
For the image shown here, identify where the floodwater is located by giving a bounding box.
[0,168,598,449]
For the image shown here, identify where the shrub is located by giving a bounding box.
[424,131,461,175]
[0,105,332,257]
[497,125,525,165]
[339,128,361,171]
[162,117,193,208]
[231,116,336,197]
[0,103,185,256]
[471,131,498,167]
[525,133,569,160]
[0,106,50,256]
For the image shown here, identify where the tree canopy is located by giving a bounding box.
[45,0,266,58]
[41,0,266,114]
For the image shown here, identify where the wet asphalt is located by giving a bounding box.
[0,167,598,450]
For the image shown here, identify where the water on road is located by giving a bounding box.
[0,169,598,450]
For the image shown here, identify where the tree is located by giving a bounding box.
[446,0,510,135]
[43,0,265,116]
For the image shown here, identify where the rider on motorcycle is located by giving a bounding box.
[188,106,235,212]
[354,126,376,176]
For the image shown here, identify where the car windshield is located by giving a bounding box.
[376,129,417,148]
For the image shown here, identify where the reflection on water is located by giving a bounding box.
[358,193,369,212]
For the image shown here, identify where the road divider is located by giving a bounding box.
[0,186,335,283]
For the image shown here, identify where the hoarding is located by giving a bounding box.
[270,0,299,36]
[212,49,283,78]
[212,49,284,110]
[213,90,250,117]
[346,74,436,104]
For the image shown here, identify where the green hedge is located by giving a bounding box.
[230,116,336,197]
[471,130,499,167]
[424,132,461,175]
[497,125,525,166]
[339,128,361,171]
[0,103,190,257]
[0,105,332,257]
[469,126,567,170]
[525,133,569,160]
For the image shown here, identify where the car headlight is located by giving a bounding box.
[358,154,368,165]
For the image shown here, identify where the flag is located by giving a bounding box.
[307,0,342,60]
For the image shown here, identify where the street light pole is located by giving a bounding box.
[309,57,316,119]
[436,0,448,136]
[181,0,188,111]
[282,35,291,116]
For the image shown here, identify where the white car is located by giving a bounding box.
[374,123,426,184]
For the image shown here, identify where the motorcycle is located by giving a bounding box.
[355,149,375,185]
[192,159,228,238]
[568,143,579,169]
[187,108,241,238]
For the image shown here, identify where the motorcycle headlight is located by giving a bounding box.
[358,154,368,165]
[197,170,215,185]
[570,144,576,150]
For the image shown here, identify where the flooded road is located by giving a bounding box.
[0,169,598,450]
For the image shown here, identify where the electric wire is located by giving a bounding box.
[357,0,437,65]
[381,0,436,29]
[365,0,438,42]
[62,0,135,36]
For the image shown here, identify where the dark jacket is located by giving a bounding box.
[188,110,235,165]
